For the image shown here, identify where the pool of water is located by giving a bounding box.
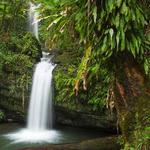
[0,123,109,150]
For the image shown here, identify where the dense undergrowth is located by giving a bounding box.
[0,0,41,114]
[37,0,150,149]
[0,0,150,149]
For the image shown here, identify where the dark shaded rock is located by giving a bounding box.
[20,136,121,150]
[54,105,117,133]
[0,106,25,123]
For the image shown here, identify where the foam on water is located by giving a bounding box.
[5,52,57,143]
[5,129,60,143]
[5,2,58,144]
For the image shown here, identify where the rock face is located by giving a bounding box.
[54,105,117,132]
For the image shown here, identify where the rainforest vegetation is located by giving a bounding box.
[0,0,150,150]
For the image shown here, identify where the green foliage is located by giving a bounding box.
[37,0,149,58]
[0,0,28,32]
[0,110,5,121]
[10,32,41,59]
[37,0,150,90]
[0,31,41,113]
[144,126,150,139]
[34,0,150,113]
[88,67,111,110]
[54,64,109,111]
[76,44,92,80]
[0,32,41,75]
[54,52,111,111]
[0,0,42,113]
[54,65,75,104]
[144,57,150,76]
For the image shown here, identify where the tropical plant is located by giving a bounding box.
[37,0,150,87]
[0,110,5,121]
[0,0,28,33]
[36,0,150,149]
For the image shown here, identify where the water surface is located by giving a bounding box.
[0,123,109,150]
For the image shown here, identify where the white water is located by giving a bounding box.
[4,2,60,142]
[27,54,55,130]
[28,2,40,40]
[5,53,59,143]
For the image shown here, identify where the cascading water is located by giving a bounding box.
[28,2,55,131]
[28,2,40,40]
[1,1,110,148]
[5,53,59,143]
[4,2,60,143]
[27,53,54,130]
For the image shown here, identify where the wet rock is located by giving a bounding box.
[54,105,117,133]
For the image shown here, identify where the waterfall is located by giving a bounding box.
[28,2,55,131]
[5,52,58,143]
[4,3,60,143]
[27,53,55,130]
[28,2,40,40]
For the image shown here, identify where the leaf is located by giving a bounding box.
[98,20,102,31]
[101,36,108,53]
[109,28,115,50]
[116,32,120,51]
[121,32,125,51]
[116,0,122,8]
[144,59,149,74]
[92,6,97,23]
[129,41,136,57]
[111,34,116,50]
[131,9,136,21]
[107,0,114,12]
[76,44,92,80]
[105,50,113,57]
[47,16,63,30]
[109,28,114,41]
[145,127,150,131]
[115,13,120,28]
[132,35,139,55]
[121,2,128,16]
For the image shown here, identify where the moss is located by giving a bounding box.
[113,53,150,149]
[0,32,41,117]
[0,110,5,122]
[116,93,150,149]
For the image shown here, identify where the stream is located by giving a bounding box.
[0,123,110,150]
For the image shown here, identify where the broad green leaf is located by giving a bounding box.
[109,28,114,40]
[107,0,114,12]
[111,34,116,50]
[129,41,136,57]
[121,2,128,16]
[116,0,122,8]
[92,6,97,23]
[115,13,120,28]
[47,16,63,30]
[101,36,108,53]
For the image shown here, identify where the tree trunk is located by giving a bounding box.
[113,52,150,149]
